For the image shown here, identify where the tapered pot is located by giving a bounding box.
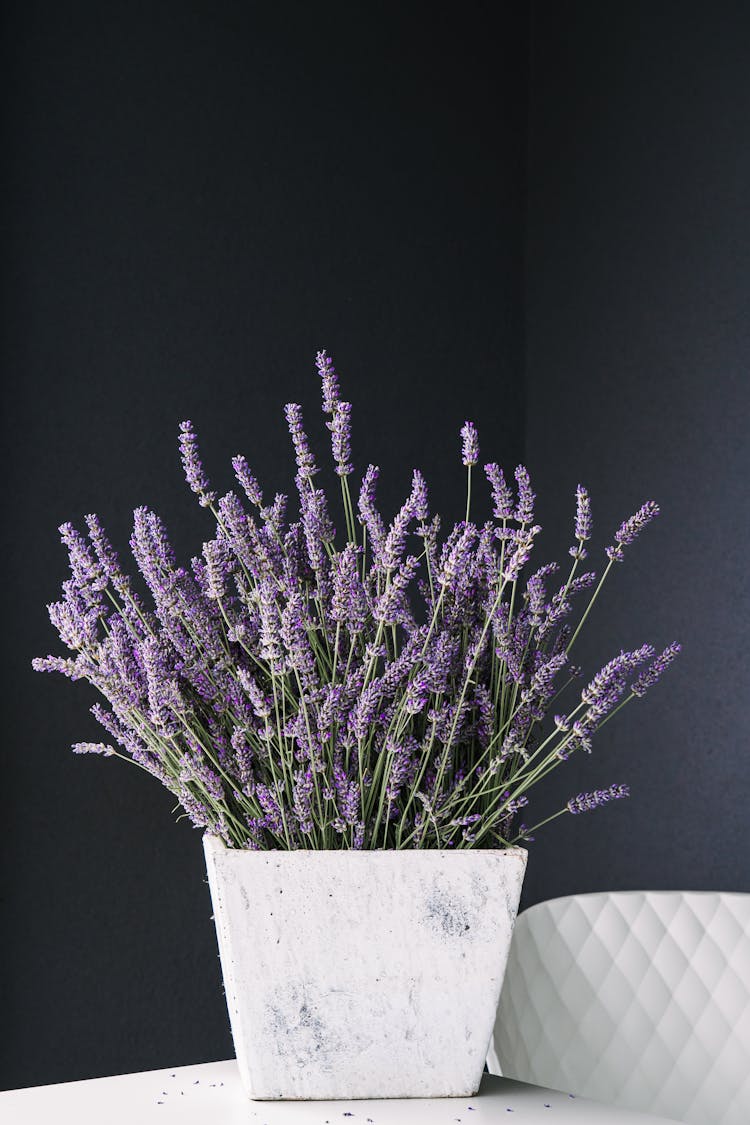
[203,835,527,1101]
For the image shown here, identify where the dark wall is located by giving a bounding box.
[1,1,529,1089]
[520,1,750,909]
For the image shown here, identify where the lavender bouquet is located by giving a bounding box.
[34,352,679,851]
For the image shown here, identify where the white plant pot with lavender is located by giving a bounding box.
[34,350,680,1102]
[203,837,526,1099]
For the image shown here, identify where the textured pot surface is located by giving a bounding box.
[203,837,527,1101]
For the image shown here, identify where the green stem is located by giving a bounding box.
[567,558,614,655]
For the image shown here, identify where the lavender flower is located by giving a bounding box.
[72,742,116,756]
[374,555,420,624]
[285,403,318,480]
[484,463,514,520]
[142,637,182,732]
[357,465,386,563]
[203,538,232,601]
[537,571,597,640]
[232,455,263,507]
[579,646,654,726]
[262,492,288,535]
[461,422,479,467]
[281,594,317,685]
[526,562,559,627]
[570,484,592,559]
[292,768,315,834]
[404,676,430,715]
[328,401,353,476]
[503,524,541,581]
[331,545,369,634]
[439,522,476,591]
[523,652,568,706]
[606,501,660,561]
[256,576,285,671]
[300,483,334,579]
[385,736,418,803]
[179,421,216,507]
[631,642,682,697]
[567,784,630,814]
[333,764,360,825]
[411,469,429,523]
[317,349,340,414]
[514,466,535,525]
[382,486,418,571]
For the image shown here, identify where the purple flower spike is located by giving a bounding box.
[484,463,515,520]
[72,742,115,756]
[317,349,340,414]
[232,454,263,507]
[382,487,419,571]
[514,466,535,525]
[581,647,654,722]
[631,642,682,697]
[328,401,353,476]
[570,484,592,559]
[606,500,660,561]
[179,421,216,507]
[411,469,429,522]
[285,403,319,480]
[461,421,479,467]
[502,524,540,582]
[358,465,386,563]
[567,783,630,814]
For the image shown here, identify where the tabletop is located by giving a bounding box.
[0,1059,679,1124]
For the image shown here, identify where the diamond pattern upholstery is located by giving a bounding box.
[488,891,750,1124]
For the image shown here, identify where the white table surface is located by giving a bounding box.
[0,1059,679,1123]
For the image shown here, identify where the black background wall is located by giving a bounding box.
[520,1,750,909]
[1,0,528,1089]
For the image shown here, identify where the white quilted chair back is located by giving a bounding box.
[488,891,750,1125]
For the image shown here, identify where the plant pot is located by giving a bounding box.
[203,835,527,1100]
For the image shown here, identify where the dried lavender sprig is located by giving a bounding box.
[328,401,353,477]
[631,642,682,697]
[357,465,385,566]
[411,470,429,523]
[484,463,514,520]
[285,403,319,481]
[567,783,630,814]
[232,455,263,507]
[72,742,116,756]
[606,501,660,561]
[179,421,216,507]
[461,422,479,521]
[317,349,340,415]
[500,783,630,847]
[461,421,479,467]
[570,484,592,560]
[514,466,535,525]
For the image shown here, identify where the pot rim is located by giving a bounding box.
[203,832,527,860]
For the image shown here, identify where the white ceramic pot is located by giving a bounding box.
[203,835,527,1101]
